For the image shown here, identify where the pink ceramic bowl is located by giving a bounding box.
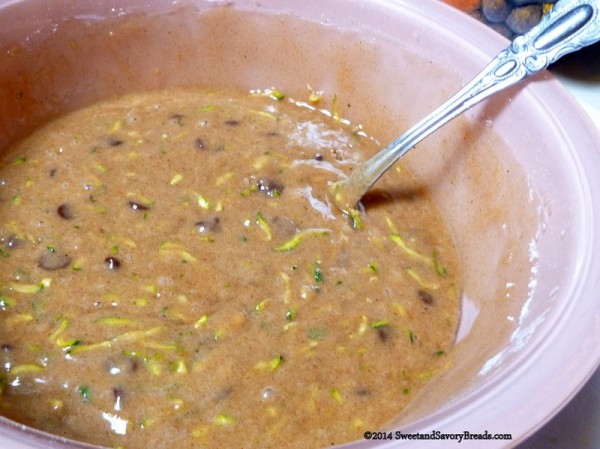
[1,0,599,448]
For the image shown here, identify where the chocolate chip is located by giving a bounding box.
[57,203,75,220]
[195,216,221,234]
[128,201,150,211]
[104,257,122,271]
[256,177,284,197]
[377,327,390,342]
[418,290,435,306]
[195,137,206,150]
[107,137,124,147]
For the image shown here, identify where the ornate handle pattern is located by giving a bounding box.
[484,0,600,91]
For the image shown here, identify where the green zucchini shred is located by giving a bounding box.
[331,387,344,404]
[269,89,285,101]
[255,212,272,240]
[241,184,258,197]
[370,320,389,329]
[77,385,91,403]
[214,414,236,426]
[10,278,51,294]
[72,261,84,272]
[58,338,81,350]
[143,341,182,352]
[67,340,112,355]
[0,296,15,309]
[366,262,379,274]
[169,359,188,374]
[408,330,416,344]
[255,355,284,371]
[348,208,363,230]
[5,313,33,326]
[194,314,209,328]
[270,355,284,371]
[250,110,279,121]
[313,263,324,283]
[308,89,323,104]
[250,88,285,101]
[194,192,211,210]
[332,94,340,121]
[405,268,439,290]
[390,233,433,267]
[145,356,163,376]
[159,242,197,263]
[68,326,164,355]
[94,316,135,326]
[274,229,331,252]
[170,173,184,186]
[196,105,216,113]
[254,299,270,314]
[432,251,448,276]
[9,364,45,376]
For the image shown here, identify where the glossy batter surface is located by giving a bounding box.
[0,89,460,448]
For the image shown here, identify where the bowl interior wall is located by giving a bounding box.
[0,0,589,441]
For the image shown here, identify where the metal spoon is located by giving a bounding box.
[332,0,600,212]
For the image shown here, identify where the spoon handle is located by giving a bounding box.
[334,0,600,211]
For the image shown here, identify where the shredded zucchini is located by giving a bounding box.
[68,326,164,355]
[255,212,272,240]
[170,173,184,185]
[169,360,188,374]
[254,299,270,314]
[0,295,15,309]
[194,314,209,329]
[5,313,34,326]
[348,208,363,230]
[10,278,51,294]
[94,316,135,326]
[9,364,45,376]
[312,262,324,283]
[405,268,440,290]
[432,251,448,276]
[49,317,80,349]
[370,320,389,329]
[159,242,197,263]
[254,355,284,371]
[274,229,331,252]
[195,105,216,113]
[250,87,285,101]
[214,414,236,426]
[77,385,92,402]
[390,234,433,266]
[331,387,344,404]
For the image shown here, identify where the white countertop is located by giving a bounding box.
[516,51,600,449]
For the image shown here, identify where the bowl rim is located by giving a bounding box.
[0,1,599,448]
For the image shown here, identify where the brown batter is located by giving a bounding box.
[0,88,461,448]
